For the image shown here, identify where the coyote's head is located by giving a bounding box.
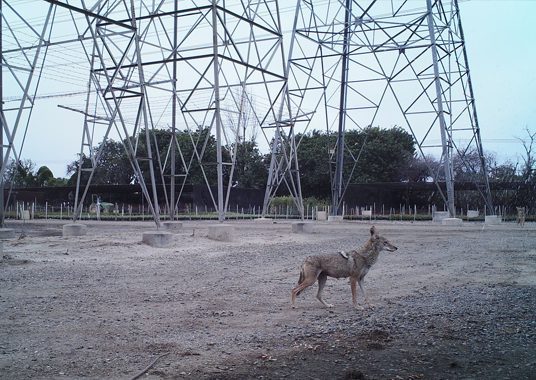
[370,226,398,252]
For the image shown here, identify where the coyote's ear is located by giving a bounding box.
[370,226,377,236]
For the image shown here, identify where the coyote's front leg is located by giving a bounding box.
[350,278,363,309]
[358,279,375,309]
[316,272,333,308]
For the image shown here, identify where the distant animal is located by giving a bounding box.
[516,207,526,227]
[291,226,397,309]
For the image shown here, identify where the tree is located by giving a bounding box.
[67,139,133,186]
[3,159,37,187]
[231,140,268,189]
[518,127,536,183]
[402,155,436,182]
[345,126,416,183]
[296,130,332,197]
[515,127,536,210]
[35,166,54,187]
[295,126,417,198]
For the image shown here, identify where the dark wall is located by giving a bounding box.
[4,184,263,209]
[5,182,530,211]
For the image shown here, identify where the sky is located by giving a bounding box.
[458,0,536,166]
[4,0,536,178]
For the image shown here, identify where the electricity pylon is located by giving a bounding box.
[2,0,288,224]
[267,0,493,217]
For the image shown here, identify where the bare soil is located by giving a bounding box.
[1,219,535,380]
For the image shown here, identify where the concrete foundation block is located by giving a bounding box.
[485,215,502,225]
[254,217,272,223]
[291,222,313,233]
[162,221,183,233]
[62,224,87,237]
[441,218,463,226]
[433,211,450,223]
[467,210,480,218]
[316,211,327,221]
[0,228,15,240]
[328,215,344,222]
[142,231,174,247]
[208,224,234,242]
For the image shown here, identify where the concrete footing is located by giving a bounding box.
[208,224,234,242]
[316,211,327,221]
[0,228,15,240]
[467,210,480,219]
[485,215,502,225]
[442,218,463,226]
[433,211,450,223]
[142,231,174,247]
[254,217,272,223]
[327,215,344,222]
[162,221,183,233]
[62,224,87,237]
[291,222,313,233]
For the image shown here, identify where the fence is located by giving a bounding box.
[7,200,531,222]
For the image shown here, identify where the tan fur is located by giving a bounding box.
[291,226,397,309]
[517,207,526,227]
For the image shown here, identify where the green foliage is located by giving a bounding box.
[271,196,329,208]
[3,159,37,187]
[345,126,416,183]
[67,139,133,186]
[65,128,267,189]
[303,196,329,209]
[296,126,417,197]
[231,140,268,188]
[296,130,332,197]
[3,160,67,187]
[270,196,295,208]
[36,166,54,186]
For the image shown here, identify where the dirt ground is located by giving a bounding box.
[1,218,535,380]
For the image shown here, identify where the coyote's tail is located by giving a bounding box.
[295,265,305,296]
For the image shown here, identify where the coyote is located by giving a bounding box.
[516,207,526,227]
[291,226,397,308]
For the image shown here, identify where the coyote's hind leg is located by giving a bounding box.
[291,271,317,308]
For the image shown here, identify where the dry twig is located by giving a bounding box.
[130,352,170,380]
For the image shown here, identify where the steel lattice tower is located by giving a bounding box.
[266,0,493,218]
[1,0,287,224]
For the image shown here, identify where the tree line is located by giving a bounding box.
[3,126,535,211]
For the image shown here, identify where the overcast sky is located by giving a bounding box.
[5,0,536,178]
[459,0,536,165]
